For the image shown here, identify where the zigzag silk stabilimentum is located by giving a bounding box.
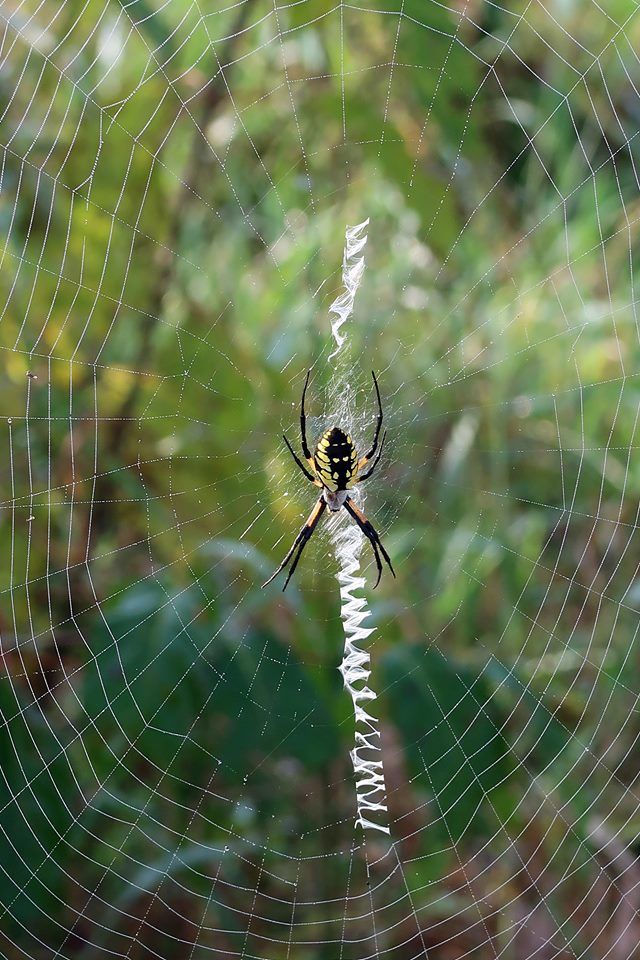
[326,219,389,835]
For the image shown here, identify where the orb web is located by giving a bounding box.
[1,2,640,958]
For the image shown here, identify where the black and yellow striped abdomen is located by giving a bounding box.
[314,428,358,492]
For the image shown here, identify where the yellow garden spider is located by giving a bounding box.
[263,370,396,591]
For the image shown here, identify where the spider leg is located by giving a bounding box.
[344,496,395,588]
[358,371,383,468]
[300,369,312,460]
[283,433,319,484]
[262,497,326,590]
[357,430,387,483]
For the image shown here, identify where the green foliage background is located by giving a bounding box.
[2,1,640,957]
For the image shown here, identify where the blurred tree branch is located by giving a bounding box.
[106,4,251,456]
[87,6,251,549]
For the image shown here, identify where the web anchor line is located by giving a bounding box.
[328,218,390,835]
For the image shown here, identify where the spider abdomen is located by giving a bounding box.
[314,427,358,492]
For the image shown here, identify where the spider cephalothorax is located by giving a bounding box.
[263,370,396,591]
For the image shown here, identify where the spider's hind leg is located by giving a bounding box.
[283,433,318,483]
[300,369,312,460]
[358,371,384,469]
[358,430,387,482]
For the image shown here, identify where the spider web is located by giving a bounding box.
[1,1,640,957]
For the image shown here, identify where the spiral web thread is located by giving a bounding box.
[327,219,389,835]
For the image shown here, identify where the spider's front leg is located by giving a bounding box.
[262,496,326,591]
[344,496,395,588]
